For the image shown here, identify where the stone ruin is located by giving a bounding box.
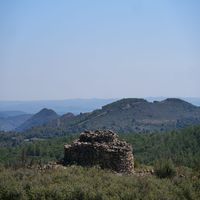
[64,130,134,173]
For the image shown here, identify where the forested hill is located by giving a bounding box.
[16,108,59,131]
[14,98,200,135]
[45,98,200,134]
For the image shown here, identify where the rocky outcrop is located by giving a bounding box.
[64,130,134,173]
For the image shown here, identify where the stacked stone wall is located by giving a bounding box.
[64,130,134,173]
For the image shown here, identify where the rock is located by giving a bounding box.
[64,130,134,173]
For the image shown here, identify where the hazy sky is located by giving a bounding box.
[0,0,200,100]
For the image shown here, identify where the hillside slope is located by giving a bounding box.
[50,98,200,133]
[16,108,59,131]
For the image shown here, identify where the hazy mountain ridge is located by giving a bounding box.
[0,99,117,114]
[0,111,27,118]
[16,108,59,131]
[0,114,32,131]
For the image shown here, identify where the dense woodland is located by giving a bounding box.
[0,126,200,169]
[0,126,200,199]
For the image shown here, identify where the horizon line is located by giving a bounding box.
[0,96,200,102]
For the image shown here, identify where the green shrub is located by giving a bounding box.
[154,159,176,178]
[0,166,200,200]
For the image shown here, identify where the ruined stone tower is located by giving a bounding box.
[64,130,134,173]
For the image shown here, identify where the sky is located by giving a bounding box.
[0,0,200,100]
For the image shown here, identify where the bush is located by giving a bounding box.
[154,159,176,178]
[0,165,200,200]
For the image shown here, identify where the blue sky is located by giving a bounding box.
[0,0,200,100]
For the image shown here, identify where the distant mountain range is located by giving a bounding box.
[0,98,200,115]
[13,98,200,134]
[0,112,32,131]
[0,111,28,118]
[0,99,116,131]
[0,99,116,114]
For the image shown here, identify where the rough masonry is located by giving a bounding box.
[64,130,134,173]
